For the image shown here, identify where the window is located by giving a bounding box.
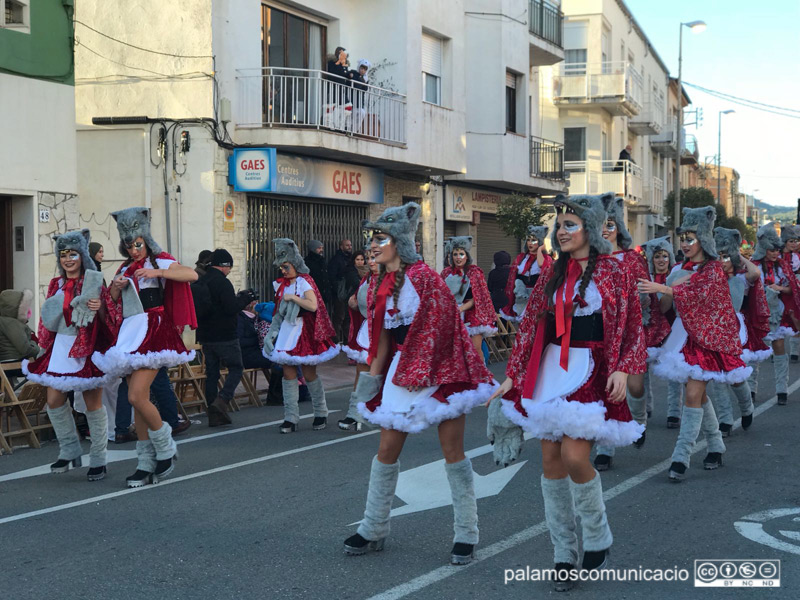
[1,0,28,30]
[505,71,518,133]
[563,127,586,163]
[422,32,443,105]
[563,22,587,75]
[261,6,326,70]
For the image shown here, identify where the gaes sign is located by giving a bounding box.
[228,148,277,192]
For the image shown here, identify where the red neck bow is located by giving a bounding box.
[61,277,79,327]
[682,261,698,271]
[763,261,776,286]
[122,257,149,290]
[367,271,397,365]
[521,253,537,275]
[274,277,292,312]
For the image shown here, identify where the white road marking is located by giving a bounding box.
[0,426,378,526]
[0,411,340,483]
[366,384,794,600]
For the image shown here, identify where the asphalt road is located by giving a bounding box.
[1,360,799,600]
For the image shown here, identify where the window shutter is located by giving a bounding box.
[506,71,517,89]
[421,33,442,77]
[563,22,588,50]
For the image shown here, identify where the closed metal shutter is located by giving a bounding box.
[476,213,519,274]
[247,195,368,301]
[421,33,443,77]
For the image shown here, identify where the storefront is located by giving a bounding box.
[444,184,520,273]
[229,149,384,300]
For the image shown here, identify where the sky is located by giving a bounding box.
[625,0,800,207]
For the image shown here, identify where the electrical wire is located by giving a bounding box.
[77,40,176,78]
[684,82,800,120]
[74,20,213,59]
[684,81,800,114]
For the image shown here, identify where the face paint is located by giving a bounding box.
[679,234,698,246]
[374,235,392,247]
[720,254,731,263]
[562,220,583,234]
[59,250,80,260]
[604,221,617,232]
[125,241,145,251]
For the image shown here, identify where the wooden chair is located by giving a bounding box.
[0,362,42,454]
[170,362,208,419]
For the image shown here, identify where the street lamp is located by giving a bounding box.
[717,109,735,209]
[673,20,706,245]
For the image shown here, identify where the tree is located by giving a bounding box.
[719,216,756,244]
[664,187,725,230]
[496,193,553,241]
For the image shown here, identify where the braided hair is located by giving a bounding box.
[370,263,408,312]
[543,247,599,315]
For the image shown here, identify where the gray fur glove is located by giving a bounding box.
[280,297,301,324]
[487,397,524,467]
[263,311,283,355]
[119,279,145,319]
[513,279,532,316]
[354,372,385,404]
[444,273,469,305]
[40,294,64,333]
[765,287,784,326]
[70,270,104,328]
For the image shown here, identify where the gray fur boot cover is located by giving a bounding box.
[594,443,615,458]
[306,377,328,418]
[445,457,480,545]
[148,422,177,460]
[356,455,400,542]
[700,400,726,454]
[627,389,647,425]
[670,406,704,467]
[46,403,82,461]
[570,471,613,552]
[136,439,157,473]
[731,382,754,417]
[282,377,300,424]
[667,381,684,419]
[346,390,360,420]
[774,353,789,395]
[85,406,108,467]
[747,362,759,396]
[707,381,733,426]
[644,369,654,414]
[541,475,578,565]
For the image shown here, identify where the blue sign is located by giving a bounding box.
[228,148,277,192]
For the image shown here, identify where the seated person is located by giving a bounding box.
[0,290,41,375]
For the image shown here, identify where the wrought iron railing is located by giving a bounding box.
[529,0,563,47]
[530,136,564,180]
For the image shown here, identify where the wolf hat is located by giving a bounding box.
[714,227,743,269]
[111,207,163,256]
[752,222,784,261]
[53,229,97,276]
[522,225,549,252]
[676,206,718,259]
[550,192,614,255]
[642,235,675,274]
[606,196,633,250]
[273,238,309,274]
[363,203,422,264]
[780,224,800,245]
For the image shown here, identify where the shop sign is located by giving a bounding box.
[445,185,512,222]
[228,148,277,192]
[223,199,235,232]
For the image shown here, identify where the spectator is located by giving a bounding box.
[88,242,104,271]
[237,299,273,378]
[196,248,255,427]
[326,46,354,110]
[614,144,635,171]
[344,250,368,301]
[327,46,353,83]
[328,238,353,342]
[0,289,40,363]
[195,249,213,278]
[305,240,331,306]
[356,59,371,85]
[487,251,512,312]
[415,239,422,257]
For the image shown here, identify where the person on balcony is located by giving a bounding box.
[613,144,635,172]
[325,47,354,125]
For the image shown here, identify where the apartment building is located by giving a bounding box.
[703,164,743,220]
[0,0,77,320]
[539,0,675,245]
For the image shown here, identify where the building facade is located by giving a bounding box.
[0,0,77,321]
[702,164,742,220]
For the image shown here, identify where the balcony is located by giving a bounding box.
[565,159,642,203]
[629,93,665,136]
[530,136,564,181]
[553,62,643,117]
[529,0,565,66]
[650,116,677,155]
[681,133,699,166]
[633,177,664,214]
[236,67,407,145]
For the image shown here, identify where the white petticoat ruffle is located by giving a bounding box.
[651,348,752,385]
[342,344,368,364]
[21,360,114,393]
[466,324,498,336]
[765,326,796,342]
[741,347,774,363]
[500,397,644,448]
[92,347,196,377]
[267,344,340,366]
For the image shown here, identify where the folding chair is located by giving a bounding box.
[0,362,42,453]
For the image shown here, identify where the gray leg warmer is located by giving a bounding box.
[627,390,647,426]
[46,403,82,461]
[791,336,799,356]
[306,377,328,418]
[667,381,684,419]
[748,362,759,396]
[774,353,789,395]
[595,444,615,458]
[445,457,479,545]
[732,382,754,417]
[85,406,108,468]
[136,440,156,473]
[700,400,726,454]
[670,406,704,467]
[147,422,177,460]
[346,390,360,421]
[356,456,400,542]
[282,378,300,424]
[541,475,578,565]
[644,369,654,415]
[707,381,732,426]
[570,471,613,552]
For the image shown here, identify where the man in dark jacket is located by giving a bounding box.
[327,239,353,342]
[487,251,512,312]
[305,240,331,306]
[197,248,255,427]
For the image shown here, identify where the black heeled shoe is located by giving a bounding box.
[450,542,476,565]
[343,533,385,555]
[126,470,153,488]
[87,466,107,482]
[51,456,82,473]
[153,454,178,483]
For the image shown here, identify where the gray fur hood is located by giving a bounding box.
[753,222,783,261]
[606,197,633,249]
[53,229,98,276]
[112,207,163,256]
[677,206,718,259]
[363,203,422,265]
[642,236,675,274]
[714,227,743,269]
[550,192,614,255]
[273,238,310,274]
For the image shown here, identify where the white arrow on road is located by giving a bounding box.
[351,434,533,523]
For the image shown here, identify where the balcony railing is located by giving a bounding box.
[553,61,643,116]
[629,93,665,135]
[650,115,678,154]
[236,67,407,145]
[530,136,564,180]
[529,0,563,47]
[565,159,643,201]
[639,176,664,214]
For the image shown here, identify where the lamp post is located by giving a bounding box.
[673,20,706,244]
[717,109,735,210]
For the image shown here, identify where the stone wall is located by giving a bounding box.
[37,192,80,301]
[213,146,248,291]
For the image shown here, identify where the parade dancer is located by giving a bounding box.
[263,239,339,433]
[501,225,553,322]
[343,203,497,566]
[489,193,646,589]
[593,198,649,471]
[441,236,498,354]
[93,208,197,488]
[339,246,379,431]
[707,227,766,437]
[781,225,800,362]
[641,236,683,428]
[640,207,750,482]
[23,230,116,481]
[748,223,800,405]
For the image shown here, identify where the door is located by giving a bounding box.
[0,197,12,291]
